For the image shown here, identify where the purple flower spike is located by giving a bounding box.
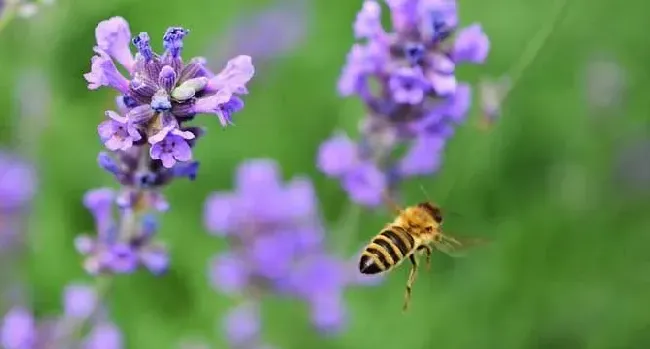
[150,134,193,168]
[1,284,122,348]
[205,159,378,342]
[77,185,171,275]
[320,0,490,206]
[86,17,255,179]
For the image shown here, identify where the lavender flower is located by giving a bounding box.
[320,0,489,206]
[75,188,168,275]
[0,151,36,212]
[0,151,36,251]
[204,159,380,347]
[78,17,255,275]
[0,283,122,349]
[84,16,255,169]
[204,0,311,72]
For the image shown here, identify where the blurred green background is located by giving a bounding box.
[1,0,650,347]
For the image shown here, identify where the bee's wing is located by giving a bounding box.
[433,235,490,258]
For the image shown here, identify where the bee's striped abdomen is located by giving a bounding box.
[381,226,415,256]
[358,247,388,274]
[358,226,416,275]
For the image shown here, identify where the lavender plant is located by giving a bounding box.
[204,159,380,349]
[1,283,122,348]
[0,150,36,326]
[77,16,254,275]
[318,0,489,207]
[2,15,254,346]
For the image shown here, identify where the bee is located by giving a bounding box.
[358,197,481,312]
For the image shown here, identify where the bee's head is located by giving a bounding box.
[418,202,443,224]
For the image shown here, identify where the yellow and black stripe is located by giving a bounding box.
[359,226,416,275]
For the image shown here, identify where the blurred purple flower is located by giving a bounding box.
[223,303,261,347]
[204,0,311,72]
[0,151,36,212]
[75,188,168,275]
[0,151,36,252]
[0,307,35,349]
[64,283,98,320]
[320,0,490,206]
[0,284,122,348]
[82,322,123,349]
[205,159,379,345]
[308,294,347,334]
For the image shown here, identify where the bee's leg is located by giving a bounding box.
[403,255,418,312]
[417,245,433,271]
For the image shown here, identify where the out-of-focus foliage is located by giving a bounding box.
[0,0,649,348]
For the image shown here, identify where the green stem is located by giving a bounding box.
[498,0,571,105]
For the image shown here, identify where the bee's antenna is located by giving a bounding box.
[382,190,403,215]
[418,183,440,209]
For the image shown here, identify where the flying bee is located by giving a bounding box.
[358,196,484,312]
